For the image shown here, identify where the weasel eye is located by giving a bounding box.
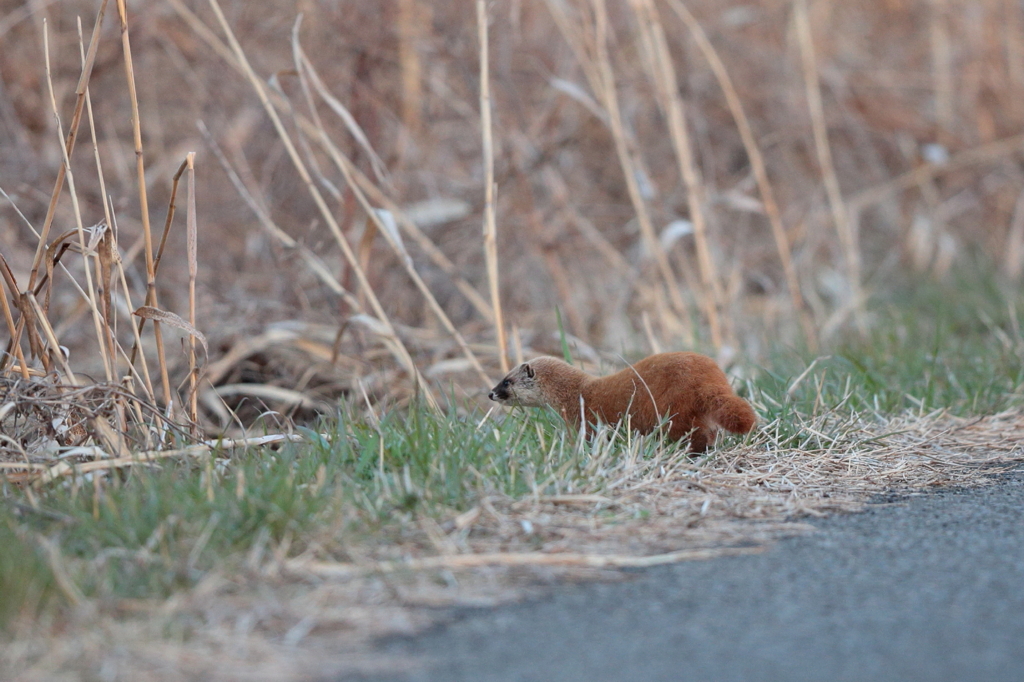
[501,379,510,388]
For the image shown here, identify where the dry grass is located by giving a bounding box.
[294,409,1023,569]
[0,2,199,471]
[3,407,1021,680]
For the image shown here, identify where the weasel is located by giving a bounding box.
[488,352,756,452]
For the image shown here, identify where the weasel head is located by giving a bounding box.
[488,361,547,408]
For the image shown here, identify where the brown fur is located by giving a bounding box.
[488,352,756,452]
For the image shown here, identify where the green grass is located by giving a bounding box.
[0,514,57,624]
[759,265,1024,418]
[2,265,1023,629]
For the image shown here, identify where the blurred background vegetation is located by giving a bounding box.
[1,0,1023,425]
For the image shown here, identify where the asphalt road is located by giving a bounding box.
[351,469,1024,682]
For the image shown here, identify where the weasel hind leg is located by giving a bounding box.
[688,422,716,453]
[663,413,716,453]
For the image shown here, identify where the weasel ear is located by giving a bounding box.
[523,363,535,378]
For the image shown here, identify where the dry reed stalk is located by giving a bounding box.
[290,27,492,387]
[153,161,189,287]
[662,0,817,351]
[43,21,113,385]
[111,238,157,403]
[86,233,116,374]
[118,156,191,429]
[930,0,954,144]
[354,215,378,316]
[116,0,172,410]
[478,0,509,374]
[1004,190,1024,280]
[588,0,690,321]
[20,300,49,375]
[206,0,438,409]
[25,293,76,383]
[794,0,864,333]
[0,264,30,380]
[286,545,762,578]
[971,7,1002,142]
[641,310,663,354]
[27,12,189,441]
[212,383,333,413]
[26,0,109,293]
[1006,0,1024,122]
[397,0,424,138]
[0,313,29,376]
[511,324,524,365]
[630,0,724,349]
[76,19,121,396]
[76,13,110,232]
[186,152,199,433]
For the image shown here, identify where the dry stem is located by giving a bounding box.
[794,0,865,333]
[116,0,173,410]
[631,0,725,348]
[478,0,509,373]
[663,0,817,350]
[186,152,199,433]
[26,0,109,293]
[43,20,112,383]
[590,0,690,323]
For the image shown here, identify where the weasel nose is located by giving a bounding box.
[488,391,496,401]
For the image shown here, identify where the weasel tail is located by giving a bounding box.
[709,394,757,435]
[489,352,756,453]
